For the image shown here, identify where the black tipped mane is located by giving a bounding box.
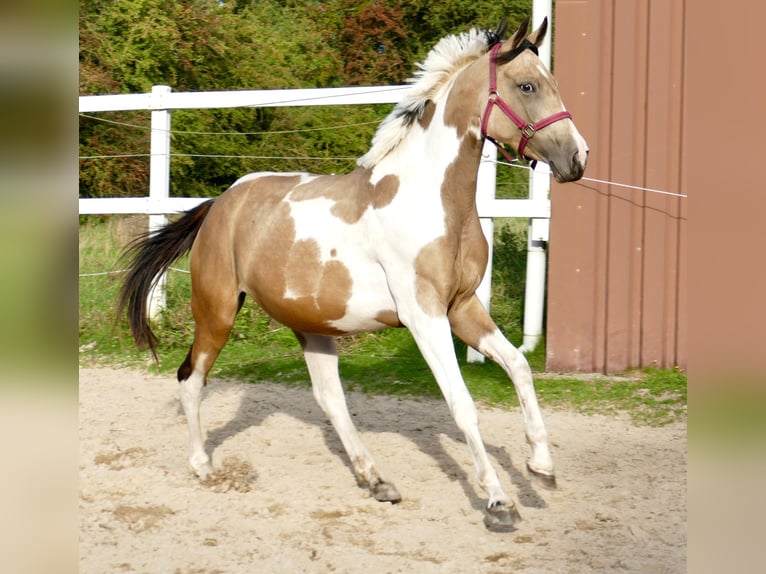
[391,98,430,128]
[393,19,532,127]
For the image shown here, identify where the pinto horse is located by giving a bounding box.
[118,18,588,530]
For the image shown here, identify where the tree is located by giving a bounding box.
[79,0,233,198]
[335,1,411,85]
[79,0,348,198]
[79,0,533,199]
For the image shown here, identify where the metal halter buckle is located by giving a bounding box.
[521,123,536,139]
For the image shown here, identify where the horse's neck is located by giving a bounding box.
[376,104,484,215]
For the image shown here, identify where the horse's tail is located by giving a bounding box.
[117,199,216,360]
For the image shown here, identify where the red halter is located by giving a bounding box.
[480,42,572,164]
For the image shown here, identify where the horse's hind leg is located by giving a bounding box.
[295,332,401,503]
[448,295,555,487]
[177,282,243,480]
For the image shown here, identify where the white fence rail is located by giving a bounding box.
[79,84,551,361]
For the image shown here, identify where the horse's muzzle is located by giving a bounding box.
[550,149,588,183]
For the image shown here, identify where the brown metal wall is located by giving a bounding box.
[546,0,687,373]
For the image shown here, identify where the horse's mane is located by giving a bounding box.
[358,28,495,169]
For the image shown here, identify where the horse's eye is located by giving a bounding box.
[519,83,535,94]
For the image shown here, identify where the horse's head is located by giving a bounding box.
[480,18,588,183]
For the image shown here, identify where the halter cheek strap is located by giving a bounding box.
[480,42,572,164]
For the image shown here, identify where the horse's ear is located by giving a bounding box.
[527,17,548,48]
[509,17,531,50]
[486,19,509,47]
[494,19,509,42]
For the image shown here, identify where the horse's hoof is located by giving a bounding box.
[483,501,521,532]
[192,460,215,481]
[370,480,402,504]
[527,464,557,490]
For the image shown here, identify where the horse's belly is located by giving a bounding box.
[328,269,401,333]
[249,263,399,336]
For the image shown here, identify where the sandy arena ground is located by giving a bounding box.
[79,367,686,573]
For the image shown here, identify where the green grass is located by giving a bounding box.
[534,368,687,426]
[79,215,686,427]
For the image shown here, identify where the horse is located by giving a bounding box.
[118,17,588,531]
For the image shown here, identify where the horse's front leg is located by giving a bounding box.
[399,308,521,530]
[295,331,401,503]
[448,294,556,488]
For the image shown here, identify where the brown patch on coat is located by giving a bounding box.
[283,238,354,329]
[374,309,403,328]
[200,174,351,336]
[414,135,488,317]
[414,235,457,317]
[443,56,486,138]
[290,170,368,224]
[286,239,324,297]
[447,295,497,350]
[290,168,400,224]
[418,100,436,131]
[185,191,257,374]
[245,174,304,196]
[372,174,399,210]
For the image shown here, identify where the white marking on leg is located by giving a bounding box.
[408,314,510,506]
[478,330,554,476]
[179,353,213,479]
[301,335,392,495]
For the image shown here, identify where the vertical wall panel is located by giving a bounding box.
[546,0,612,372]
[640,0,685,368]
[675,0,687,369]
[605,0,649,371]
[547,0,686,372]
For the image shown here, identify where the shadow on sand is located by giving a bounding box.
[190,370,549,515]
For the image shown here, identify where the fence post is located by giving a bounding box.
[147,85,172,321]
[467,141,498,363]
[519,0,554,354]
[520,163,550,353]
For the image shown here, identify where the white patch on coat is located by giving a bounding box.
[358,28,490,168]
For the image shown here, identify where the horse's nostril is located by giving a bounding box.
[572,149,588,170]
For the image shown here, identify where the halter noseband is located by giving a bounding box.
[480,42,572,164]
